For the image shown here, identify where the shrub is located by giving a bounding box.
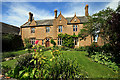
[16,53,33,68]
[6,44,88,79]
[86,42,101,57]
[74,47,86,51]
[24,38,32,49]
[25,43,32,49]
[91,52,119,72]
[50,39,56,47]
[2,34,24,52]
[1,65,11,75]
[102,43,113,53]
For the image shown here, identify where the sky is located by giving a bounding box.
[0,0,119,27]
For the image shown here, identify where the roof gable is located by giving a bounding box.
[29,20,37,26]
[57,12,67,22]
[70,14,80,23]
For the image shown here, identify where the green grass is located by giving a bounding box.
[44,51,118,78]
[2,59,17,69]
[2,50,27,59]
[2,50,118,78]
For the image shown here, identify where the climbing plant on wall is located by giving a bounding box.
[58,33,78,48]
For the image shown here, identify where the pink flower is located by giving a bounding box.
[35,40,39,44]
[96,46,97,47]
[34,49,36,52]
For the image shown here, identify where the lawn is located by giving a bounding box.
[2,50,27,59]
[2,51,118,78]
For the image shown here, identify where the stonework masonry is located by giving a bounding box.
[21,4,104,47]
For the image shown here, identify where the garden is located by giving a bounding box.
[1,42,119,79]
[1,5,120,79]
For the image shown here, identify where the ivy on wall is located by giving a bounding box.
[58,33,78,48]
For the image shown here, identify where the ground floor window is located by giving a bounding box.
[74,38,78,45]
[30,38,35,45]
[42,40,44,45]
[58,38,62,45]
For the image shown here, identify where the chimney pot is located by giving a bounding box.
[29,12,33,22]
[85,4,89,16]
[54,9,57,19]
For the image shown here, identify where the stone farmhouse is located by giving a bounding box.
[20,4,104,47]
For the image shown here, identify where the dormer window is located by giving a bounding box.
[74,19,77,22]
[60,17,61,21]
[31,27,35,33]
[73,25,77,31]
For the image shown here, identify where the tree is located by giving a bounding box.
[78,7,114,43]
[78,6,120,63]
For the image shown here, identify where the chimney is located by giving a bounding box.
[54,9,57,19]
[85,4,89,16]
[29,12,33,22]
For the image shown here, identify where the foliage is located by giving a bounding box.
[5,44,88,79]
[91,52,119,72]
[50,39,56,47]
[24,38,32,49]
[74,47,86,51]
[2,34,24,52]
[102,43,113,53]
[78,6,120,64]
[49,50,88,79]
[16,53,33,68]
[1,65,11,75]
[86,42,101,57]
[58,33,76,48]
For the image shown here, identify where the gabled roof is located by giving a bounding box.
[22,16,88,27]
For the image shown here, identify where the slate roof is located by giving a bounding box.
[23,16,88,27]
[36,19,54,26]
[1,22,20,35]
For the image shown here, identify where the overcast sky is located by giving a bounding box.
[0,0,119,27]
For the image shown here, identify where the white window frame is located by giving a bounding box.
[73,25,77,32]
[58,26,62,32]
[58,38,62,45]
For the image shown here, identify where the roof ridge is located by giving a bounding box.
[36,19,54,21]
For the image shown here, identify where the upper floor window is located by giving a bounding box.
[30,38,35,45]
[58,26,62,32]
[31,27,35,33]
[58,38,62,45]
[46,27,50,32]
[73,25,77,32]
[74,38,78,45]
[60,17,61,21]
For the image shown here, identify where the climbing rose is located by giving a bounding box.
[35,40,39,44]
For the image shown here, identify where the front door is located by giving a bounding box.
[46,41,50,47]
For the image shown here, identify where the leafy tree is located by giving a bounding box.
[78,6,120,63]
[78,7,114,43]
